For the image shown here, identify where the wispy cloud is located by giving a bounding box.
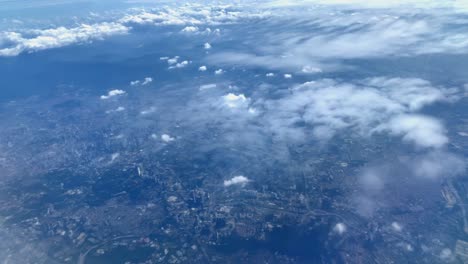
[353,150,465,217]
[208,8,468,72]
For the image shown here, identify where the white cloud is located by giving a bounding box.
[248,108,258,115]
[105,106,126,113]
[266,73,275,77]
[140,106,156,115]
[262,78,457,146]
[142,77,153,85]
[119,10,188,25]
[111,152,120,162]
[0,3,263,57]
[352,149,465,217]
[100,89,126,100]
[215,69,224,75]
[181,26,199,33]
[169,60,190,69]
[377,114,448,148]
[167,196,178,203]
[185,77,458,149]
[223,93,249,109]
[284,74,292,79]
[200,84,217,91]
[167,56,179,65]
[204,42,212,49]
[119,4,270,27]
[391,222,403,232]
[440,248,454,261]
[409,151,466,179]
[267,0,442,8]
[301,65,322,74]
[333,223,346,234]
[359,168,385,191]
[208,8,468,72]
[0,22,129,57]
[130,77,152,86]
[224,175,250,187]
[161,134,175,142]
[199,65,207,71]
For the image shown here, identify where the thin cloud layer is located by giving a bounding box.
[354,150,466,217]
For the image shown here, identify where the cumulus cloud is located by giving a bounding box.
[100,89,126,100]
[142,77,153,85]
[223,93,249,109]
[184,77,458,150]
[119,11,189,26]
[199,65,207,71]
[0,22,129,56]
[0,3,269,56]
[181,26,199,33]
[130,77,152,86]
[224,175,250,187]
[215,69,224,75]
[161,134,175,142]
[376,115,448,148]
[169,60,190,69]
[204,42,212,49]
[262,78,458,147]
[167,56,179,65]
[119,4,269,27]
